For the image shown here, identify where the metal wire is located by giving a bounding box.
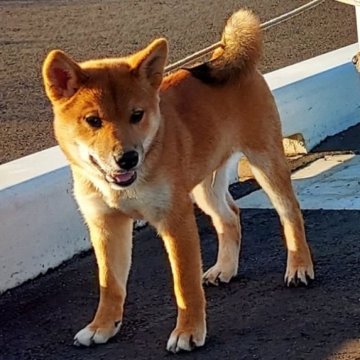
[164,0,326,73]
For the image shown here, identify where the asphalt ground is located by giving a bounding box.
[1,1,360,360]
[0,202,359,360]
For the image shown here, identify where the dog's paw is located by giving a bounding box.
[285,254,314,287]
[73,321,121,346]
[166,325,206,353]
[203,263,237,286]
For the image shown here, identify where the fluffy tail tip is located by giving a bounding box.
[188,9,262,84]
[220,9,262,68]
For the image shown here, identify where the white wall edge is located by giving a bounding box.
[264,43,358,89]
[1,43,360,293]
[0,146,68,191]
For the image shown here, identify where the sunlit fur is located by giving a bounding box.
[42,9,314,353]
[352,51,360,72]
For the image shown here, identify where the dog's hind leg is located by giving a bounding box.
[192,160,241,285]
[244,149,314,286]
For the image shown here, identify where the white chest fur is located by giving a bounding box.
[108,182,171,224]
[74,171,172,225]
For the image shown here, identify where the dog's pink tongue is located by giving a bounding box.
[114,171,134,183]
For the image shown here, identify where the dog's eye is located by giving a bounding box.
[85,115,102,129]
[130,110,144,124]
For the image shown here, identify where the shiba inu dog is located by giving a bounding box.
[42,9,314,353]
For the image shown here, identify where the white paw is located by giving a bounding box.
[166,325,206,353]
[134,219,147,229]
[285,256,314,287]
[73,322,121,346]
[203,262,238,285]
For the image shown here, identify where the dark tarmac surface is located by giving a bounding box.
[1,1,360,359]
[0,207,359,360]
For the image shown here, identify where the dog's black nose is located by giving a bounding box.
[116,150,139,170]
[352,55,358,65]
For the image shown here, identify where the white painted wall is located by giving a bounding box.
[1,44,360,293]
[0,165,89,292]
[269,44,360,150]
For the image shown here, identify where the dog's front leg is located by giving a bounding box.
[156,196,206,353]
[73,191,133,346]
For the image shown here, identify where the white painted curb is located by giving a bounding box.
[1,44,360,293]
[268,43,360,149]
[237,154,360,210]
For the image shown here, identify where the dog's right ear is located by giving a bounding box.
[131,38,168,89]
[42,50,86,102]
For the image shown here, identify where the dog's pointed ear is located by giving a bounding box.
[42,50,86,102]
[132,38,168,88]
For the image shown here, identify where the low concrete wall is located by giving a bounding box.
[269,44,360,149]
[1,44,360,293]
[0,164,88,293]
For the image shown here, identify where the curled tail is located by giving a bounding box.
[188,9,262,84]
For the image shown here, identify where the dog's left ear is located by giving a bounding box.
[132,38,168,88]
[42,50,87,102]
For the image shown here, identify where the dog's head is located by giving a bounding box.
[42,39,168,190]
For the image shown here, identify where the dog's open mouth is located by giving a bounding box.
[108,171,137,187]
[89,155,137,187]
